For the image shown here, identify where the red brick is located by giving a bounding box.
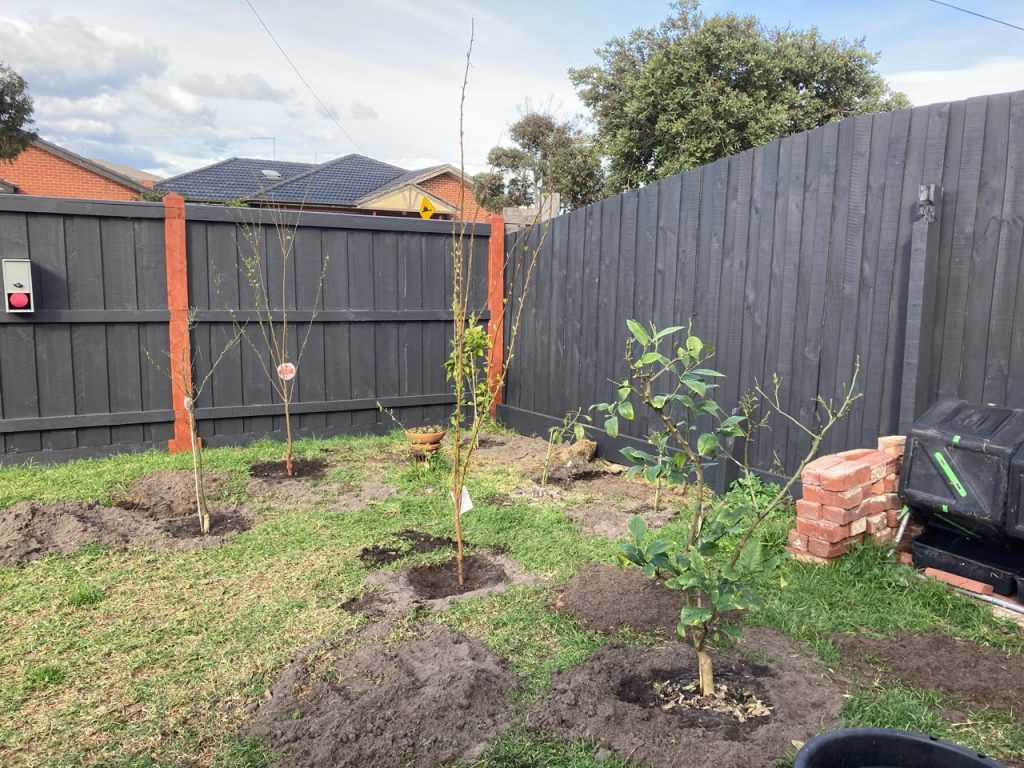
[849,516,868,537]
[796,517,850,543]
[801,454,846,485]
[820,504,865,526]
[787,529,809,551]
[896,551,913,565]
[877,435,906,456]
[865,511,889,534]
[872,527,896,543]
[786,548,832,565]
[859,494,901,517]
[818,460,871,491]
[807,535,861,559]
[886,508,903,527]
[837,448,877,461]
[843,449,902,481]
[869,475,899,495]
[803,483,863,509]
[795,499,823,520]
[923,568,994,596]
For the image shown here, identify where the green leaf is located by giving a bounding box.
[721,414,745,428]
[644,539,673,556]
[618,400,634,420]
[678,604,714,628]
[686,336,704,358]
[638,351,668,366]
[691,368,725,377]
[627,515,647,542]
[683,377,707,397]
[604,416,619,438]
[652,325,686,342]
[666,573,700,590]
[573,424,586,441]
[736,537,765,572]
[697,433,720,456]
[626,319,650,346]
[617,385,631,402]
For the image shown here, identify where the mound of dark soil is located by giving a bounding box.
[0,499,251,565]
[527,627,844,768]
[556,563,689,639]
[116,470,228,519]
[249,458,328,480]
[358,529,456,568]
[246,624,521,767]
[833,631,1024,713]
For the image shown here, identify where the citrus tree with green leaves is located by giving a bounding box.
[594,320,859,696]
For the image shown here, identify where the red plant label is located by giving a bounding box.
[277,362,296,381]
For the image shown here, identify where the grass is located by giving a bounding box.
[0,430,1021,767]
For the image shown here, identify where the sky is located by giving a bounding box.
[1,0,1022,179]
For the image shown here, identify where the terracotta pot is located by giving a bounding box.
[405,429,446,445]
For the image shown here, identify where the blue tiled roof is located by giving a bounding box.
[155,158,314,201]
[257,154,409,205]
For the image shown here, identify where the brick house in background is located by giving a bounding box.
[157,154,493,222]
[0,138,152,200]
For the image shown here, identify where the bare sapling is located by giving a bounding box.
[446,20,554,585]
[147,310,243,533]
[223,210,329,476]
[595,321,860,697]
[541,408,590,487]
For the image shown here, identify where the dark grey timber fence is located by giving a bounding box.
[500,90,1024,490]
[0,195,489,463]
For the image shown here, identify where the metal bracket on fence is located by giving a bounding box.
[917,184,939,223]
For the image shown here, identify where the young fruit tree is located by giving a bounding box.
[223,213,329,476]
[445,21,553,586]
[593,321,859,696]
[148,311,242,534]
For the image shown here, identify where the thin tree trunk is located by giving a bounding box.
[696,648,715,697]
[283,381,294,476]
[189,410,210,535]
[453,476,466,585]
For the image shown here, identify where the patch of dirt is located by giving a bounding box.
[246,623,521,767]
[249,458,329,480]
[471,433,550,468]
[527,627,844,768]
[346,553,539,616]
[566,500,676,539]
[358,529,456,568]
[833,631,1024,713]
[247,472,396,512]
[115,470,229,519]
[408,555,507,599]
[331,481,397,513]
[555,563,692,639]
[0,499,251,565]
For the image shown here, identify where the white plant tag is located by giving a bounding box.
[452,485,473,516]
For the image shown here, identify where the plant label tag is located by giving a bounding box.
[277,362,296,381]
[452,485,473,516]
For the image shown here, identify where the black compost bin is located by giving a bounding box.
[794,728,1007,768]
[900,399,1024,544]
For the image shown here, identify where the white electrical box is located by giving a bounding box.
[2,259,34,313]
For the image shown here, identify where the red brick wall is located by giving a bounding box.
[1,145,141,200]
[420,172,493,222]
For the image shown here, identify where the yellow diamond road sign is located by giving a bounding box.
[419,196,436,219]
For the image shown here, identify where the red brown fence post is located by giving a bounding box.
[163,193,194,453]
[485,214,505,418]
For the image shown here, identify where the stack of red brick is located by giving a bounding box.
[787,437,906,564]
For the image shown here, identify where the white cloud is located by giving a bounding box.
[181,72,290,102]
[885,56,1024,107]
[350,100,378,121]
[0,13,166,97]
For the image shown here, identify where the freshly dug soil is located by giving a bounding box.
[358,529,456,568]
[472,433,550,468]
[249,458,328,480]
[347,553,539,616]
[833,631,1024,713]
[115,470,229,519]
[408,555,506,599]
[0,499,251,565]
[246,623,521,767]
[330,481,397,513]
[528,627,844,768]
[555,563,690,639]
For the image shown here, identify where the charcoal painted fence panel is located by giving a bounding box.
[0,196,490,462]
[500,91,1024,489]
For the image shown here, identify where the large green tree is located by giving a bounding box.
[0,62,36,161]
[570,1,910,191]
[473,111,604,212]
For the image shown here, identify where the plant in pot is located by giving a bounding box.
[405,424,447,461]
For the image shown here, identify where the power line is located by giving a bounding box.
[926,0,1024,33]
[243,0,365,153]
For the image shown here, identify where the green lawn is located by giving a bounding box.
[0,431,1021,767]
